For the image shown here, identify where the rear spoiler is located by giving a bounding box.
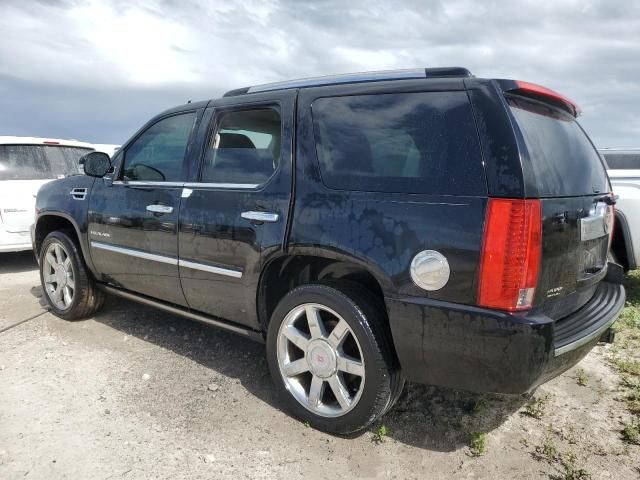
[497,79,581,117]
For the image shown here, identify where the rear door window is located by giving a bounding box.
[201,108,281,185]
[0,145,92,180]
[311,91,485,195]
[508,96,609,196]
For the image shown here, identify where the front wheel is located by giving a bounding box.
[266,282,403,434]
[39,230,104,320]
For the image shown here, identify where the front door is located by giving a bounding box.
[88,110,201,306]
[178,92,295,328]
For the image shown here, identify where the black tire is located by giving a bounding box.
[266,281,404,435]
[39,230,104,320]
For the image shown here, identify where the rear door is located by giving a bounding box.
[88,110,200,306]
[506,95,613,319]
[178,91,295,329]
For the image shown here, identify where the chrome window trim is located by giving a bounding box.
[90,241,243,278]
[178,259,242,278]
[111,181,185,187]
[91,241,178,265]
[183,182,260,190]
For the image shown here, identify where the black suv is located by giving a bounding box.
[33,68,625,434]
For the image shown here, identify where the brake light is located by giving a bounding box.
[512,80,581,117]
[478,198,542,311]
[43,141,60,145]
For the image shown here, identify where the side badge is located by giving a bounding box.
[410,250,450,291]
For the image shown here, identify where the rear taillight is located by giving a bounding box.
[478,198,542,312]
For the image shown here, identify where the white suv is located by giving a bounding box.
[0,137,94,252]
[600,149,640,271]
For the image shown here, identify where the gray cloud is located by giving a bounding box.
[0,0,639,147]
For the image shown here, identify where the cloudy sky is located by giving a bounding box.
[0,0,639,147]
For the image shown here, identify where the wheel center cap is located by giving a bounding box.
[55,267,67,287]
[307,340,337,378]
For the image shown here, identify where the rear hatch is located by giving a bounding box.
[505,88,613,320]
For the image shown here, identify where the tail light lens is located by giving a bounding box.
[478,198,542,311]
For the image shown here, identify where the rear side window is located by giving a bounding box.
[602,152,640,170]
[201,108,281,185]
[0,145,92,181]
[311,91,485,195]
[508,97,608,196]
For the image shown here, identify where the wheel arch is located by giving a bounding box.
[612,209,636,271]
[257,247,393,332]
[34,212,97,275]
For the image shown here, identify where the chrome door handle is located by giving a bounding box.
[146,204,173,214]
[241,211,279,223]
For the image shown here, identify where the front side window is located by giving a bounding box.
[0,145,92,181]
[122,112,196,182]
[201,108,281,185]
[311,91,485,195]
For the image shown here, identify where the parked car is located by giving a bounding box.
[33,68,625,434]
[0,136,94,252]
[599,149,640,272]
[91,144,120,158]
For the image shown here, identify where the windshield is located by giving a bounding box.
[508,96,609,197]
[0,145,93,181]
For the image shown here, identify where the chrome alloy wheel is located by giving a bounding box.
[277,303,365,417]
[43,242,75,310]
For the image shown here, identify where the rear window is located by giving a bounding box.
[0,145,92,181]
[508,97,608,196]
[601,152,640,170]
[311,91,486,195]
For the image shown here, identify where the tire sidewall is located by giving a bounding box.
[39,231,84,317]
[266,283,391,434]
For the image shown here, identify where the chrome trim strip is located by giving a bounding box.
[91,241,243,278]
[241,211,279,223]
[112,181,185,187]
[99,284,263,342]
[90,241,178,266]
[178,259,242,278]
[183,182,260,190]
[554,309,621,357]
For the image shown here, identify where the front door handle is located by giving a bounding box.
[241,211,279,223]
[146,204,173,214]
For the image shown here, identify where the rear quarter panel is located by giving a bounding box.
[290,82,488,304]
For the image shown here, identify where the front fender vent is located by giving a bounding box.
[70,188,87,200]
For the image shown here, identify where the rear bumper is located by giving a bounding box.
[386,280,625,394]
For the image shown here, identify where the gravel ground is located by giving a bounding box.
[0,251,638,479]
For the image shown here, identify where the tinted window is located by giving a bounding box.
[602,152,640,170]
[508,97,608,196]
[122,112,195,182]
[311,92,485,195]
[201,108,280,184]
[0,145,92,181]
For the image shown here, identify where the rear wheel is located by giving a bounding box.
[266,282,403,434]
[39,230,104,320]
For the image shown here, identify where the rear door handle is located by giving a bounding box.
[146,204,173,214]
[241,211,279,223]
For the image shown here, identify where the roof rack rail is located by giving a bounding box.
[223,67,472,97]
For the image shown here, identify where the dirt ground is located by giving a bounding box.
[1,251,639,479]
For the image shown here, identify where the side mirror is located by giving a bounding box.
[82,151,112,178]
